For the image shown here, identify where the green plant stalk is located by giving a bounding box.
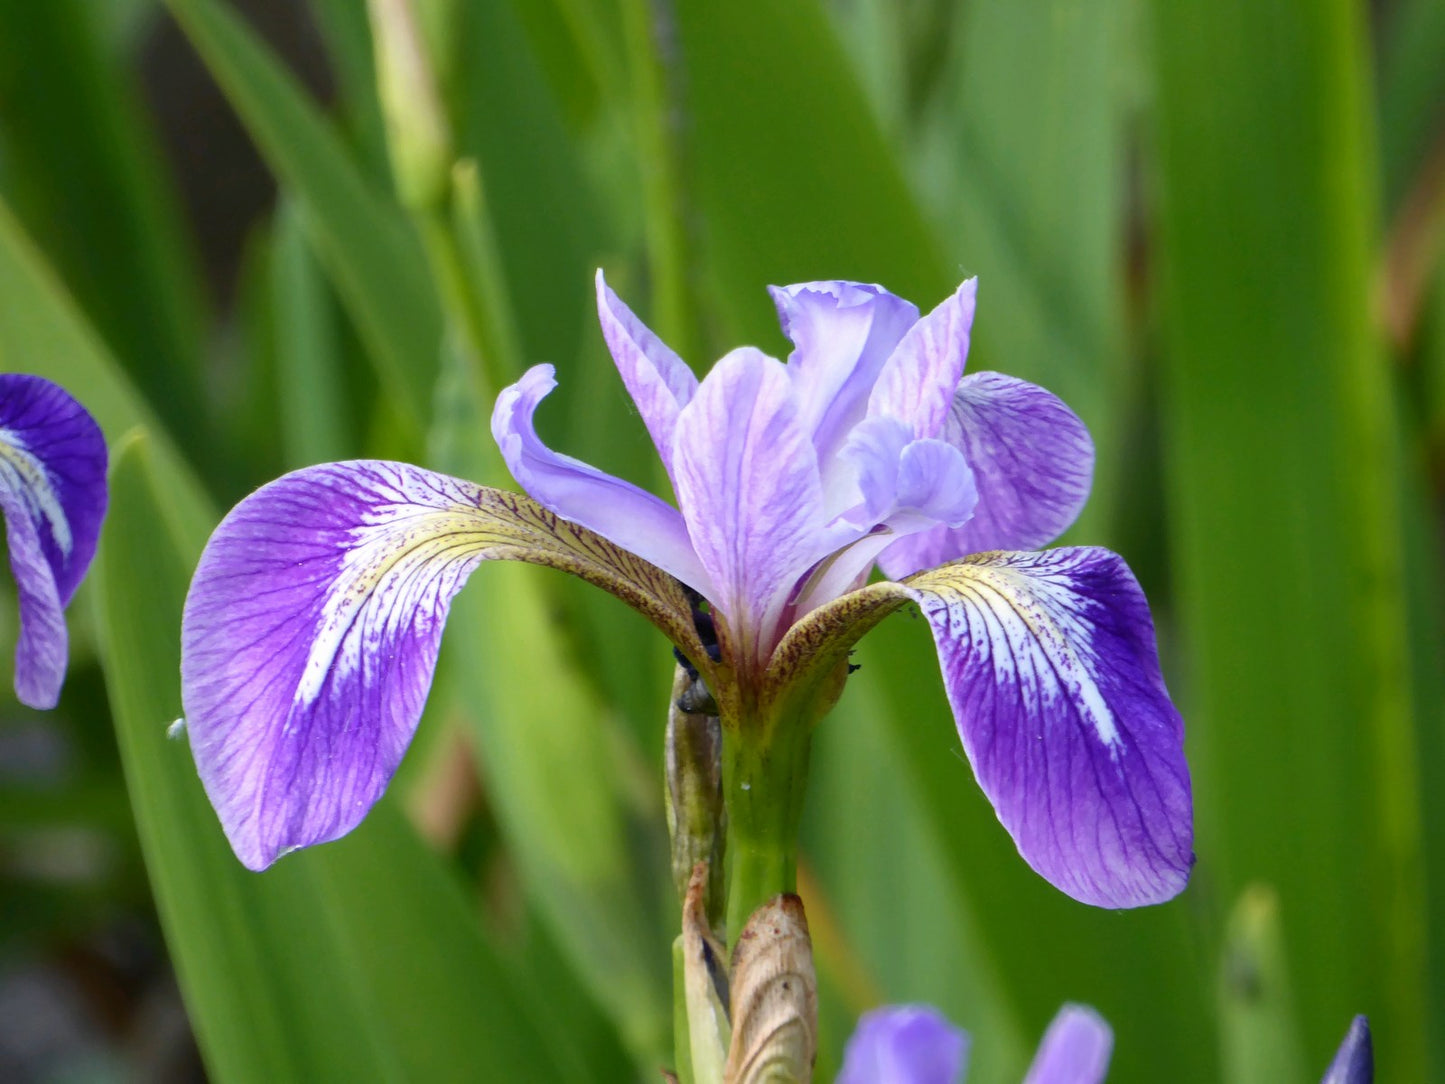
[722,710,814,942]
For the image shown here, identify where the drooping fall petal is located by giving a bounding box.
[0,374,107,708]
[904,548,1193,907]
[181,460,702,870]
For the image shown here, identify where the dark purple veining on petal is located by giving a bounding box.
[906,548,1193,908]
[880,372,1093,578]
[182,461,493,869]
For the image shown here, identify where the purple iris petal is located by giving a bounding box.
[1321,1016,1372,1084]
[0,375,107,708]
[879,372,1094,579]
[769,281,918,460]
[905,547,1193,907]
[1022,1004,1113,1084]
[182,461,507,870]
[837,1005,968,1084]
[671,348,830,666]
[595,269,698,479]
[836,419,977,531]
[868,278,977,440]
[492,364,711,594]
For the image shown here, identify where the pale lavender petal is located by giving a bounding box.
[595,269,698,477]
[769,280,918,459]
[183,462,500,870]
[868,278,977,439]
[0,375,107,708]
[879,372,1093,578]
[672,348,828,667]
[892,440,978,531]
[0,488,66,709]
[1023,1005,1113,1084]
[904,548,1193,907]
[835,418,976,532]
[492,364,711,594]
[837,1005,968,1084]
[1321,1016,1372,1084]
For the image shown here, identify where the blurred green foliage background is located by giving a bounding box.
[0,0,1441,1080]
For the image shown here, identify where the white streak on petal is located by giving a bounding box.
[905,548,1192,908]
[0,429,73,558]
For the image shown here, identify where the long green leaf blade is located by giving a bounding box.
[1150,0,1426,1074]
[163,0,441,430]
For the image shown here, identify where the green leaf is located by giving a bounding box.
[163,0,442,431]
[97,432,586,1083]
[1150,0,1427,1075]
[669,0,952,346]
[0,0,211,470]
[0,196,211,540]
[1218,886,1307,1084]
[921,0,1130,525]
[271,199,356,467]
[1377,0,1445,211]
[428,342,675,1068]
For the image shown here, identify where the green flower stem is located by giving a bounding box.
[722,714,814,941]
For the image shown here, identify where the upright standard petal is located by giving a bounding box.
[671,348,829,667]
[1321,1016,1372,1084]
[879,372,1094,579]
[595,269,698,478]
[492,364,711,594]
[837,1005,968,1084]
[868,278,977,440]
[0,375,107,708]
[769,281,918,459]
[181,461,711,871]
[1022,1005,1113,1084]
[903,548,1193,907]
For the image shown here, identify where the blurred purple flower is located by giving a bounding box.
[181,272,1192,906]
[1321,1016,1372,1084]
[837,1005,968,1084]
[838,1002,1111,1084]
[0,374,107,709]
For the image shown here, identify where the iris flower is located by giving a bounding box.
[837,1003,1110,1084]
[0,374,107,710]
[839,1006,1372,1084]
[181,272,1191,913]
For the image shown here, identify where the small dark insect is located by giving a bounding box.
[674,587,722,715]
